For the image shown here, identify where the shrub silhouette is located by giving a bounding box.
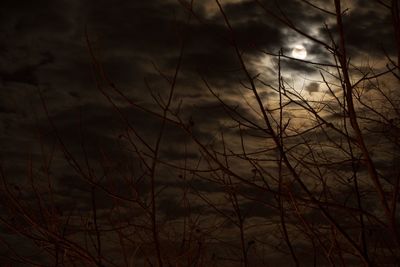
[1,0,399,266]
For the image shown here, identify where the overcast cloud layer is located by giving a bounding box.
[0,0,395,172]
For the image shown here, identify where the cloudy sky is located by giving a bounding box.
[0,0,395,167]
[0,0,399,265]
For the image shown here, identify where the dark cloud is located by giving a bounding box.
[343,12,394,57]
[317,2,395,58]
[0,52,53,85]
[305,82,320,94]
[279,57,318,73]
[0,0,76,84]
[255,0,326,27]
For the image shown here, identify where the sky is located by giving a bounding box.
[0,0,399,266]
[0,0,395,172]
